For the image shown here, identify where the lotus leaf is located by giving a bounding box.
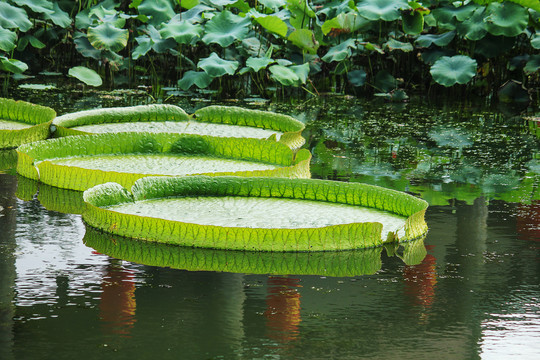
[321,12,370,35]
[532,33,540,49]
[202,10,250,48]
[432,3,477,23]
[160,20,203,45]
[456,7,488,41]
[287,0,316,29]
[255,15,288,38]
[87,22,128,52]
[177,70,212,90]
[402,11,424,35]
[524,55,540,74]
[138,0,175,25]
[0,98,56,149]
[68,66,102,87]
[269,65,301,86]
[0,27,17,52]
[180,0,199,9]
[42,2,71,28]
[0,57,28,74]
[259,0,287,11]
[347,69,367,87]
[12,0,53,14]
[82,176,428,251]
[322,39,356,63]
[374,70,397,93]
[0,2,32,32]
[357,0,410,21]
[246,57,275,72]
[288,29,319,54]
[415,31,455,48]
[198,52,239,77]
[289,63,310,84]
[485,2,528,37]
[84,226,426,276]
[209,0,237,6]
[16,133,311,191]
[430,55,477,87]
[384,39,413,52]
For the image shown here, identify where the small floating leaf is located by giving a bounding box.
[68,66,103,87]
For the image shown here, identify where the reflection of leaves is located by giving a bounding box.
[481,172,521,194]
[428,125,473,149]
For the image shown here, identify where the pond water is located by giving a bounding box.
[1,88,539,359]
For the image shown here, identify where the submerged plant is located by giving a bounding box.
[82,175,429,251]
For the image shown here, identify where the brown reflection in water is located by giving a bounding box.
[99,259,137,337]
[402,245,438,315]
[264,277,302,344]
[516,200,540,242]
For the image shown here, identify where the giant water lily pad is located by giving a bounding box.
[16,132,311,191]
[83,226,428,276]
[82,176,428,251]
[0,98,56,149]
[53,104,305,149]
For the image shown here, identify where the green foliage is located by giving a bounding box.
[430,55,477,87]
[0,0,538,97]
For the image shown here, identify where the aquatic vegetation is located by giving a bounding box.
[16,132,311,191]
[1,0,537,99]
[82,175,428,251]
[53,104,305,148]
[83,226,428,276]
[0,98,56,149]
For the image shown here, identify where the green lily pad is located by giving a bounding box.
[269,65,301,86]
[532,33,540,49]
[87,22,129,52]
[259,0,286,11]
[16,133,311,191]
[485,2,528,37]
[0,2,32,32]
[42,2,71,28]
[357,0,410,21]
[384,38,413,52]
[198,52,239,77]
[68,66,103,87]
[347,69,367,87]
[202,10,250,47]
[430,55,477,87]
[0,97,56,149]
[12,0,53,14]
[82,176,428,251]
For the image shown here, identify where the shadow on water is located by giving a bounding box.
[1,90,539,359]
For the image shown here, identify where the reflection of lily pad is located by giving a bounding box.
[16,133,311,191]
[0,149,17,171]
[18,84,57,90]
[83,226,428,276]
[82,176,428,251]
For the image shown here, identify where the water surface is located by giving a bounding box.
[1,91,538,359]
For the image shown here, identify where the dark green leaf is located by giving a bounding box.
[0,27,17,52]
[0,2,32,32]
[402,11,423,35]
[288,29,319,54]
[246,57,275,72]
[347,69,367,87]
[485,2,528,37]
[160,20,203,44]
[178,71,213,89]
[357,0,410,21]
[138,0,176,25]
[415,31,455,48]
[43,2,71,28]
[0,56,28,74]
[87,22,128,52]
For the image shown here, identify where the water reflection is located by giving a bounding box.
[264,277,302,344]
[83,226,428,277]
